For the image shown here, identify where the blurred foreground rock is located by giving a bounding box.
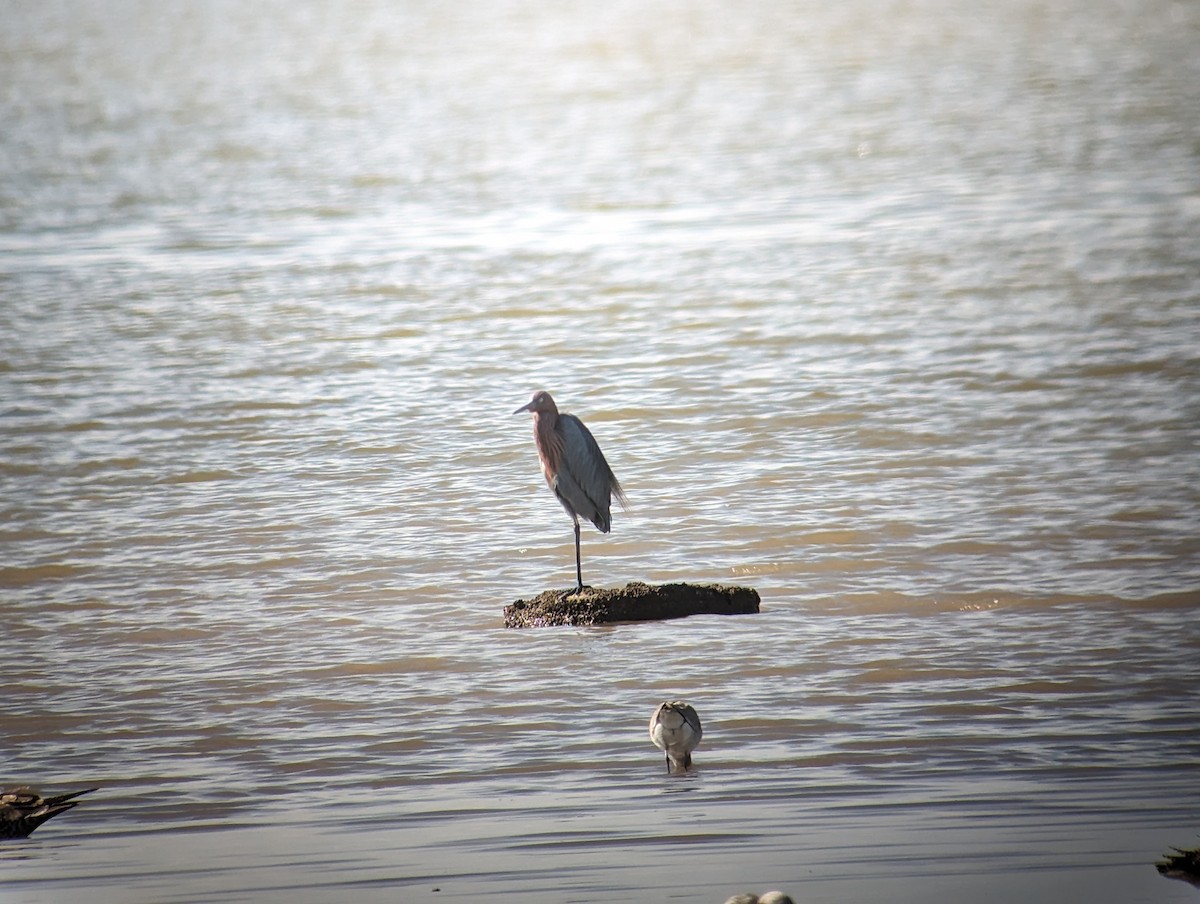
[1158,844,1200,887]
[1,787,96,839]
[504,581,760,628]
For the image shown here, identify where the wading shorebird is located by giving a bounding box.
[1,787,96,839]
[514,390,627,593]
[649,701,703,772]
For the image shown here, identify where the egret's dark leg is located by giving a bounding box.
[574,521,584,591]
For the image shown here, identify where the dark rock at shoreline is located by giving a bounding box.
[1158,845,1200,887]
[1,787,96,839]
[504,581,760,628]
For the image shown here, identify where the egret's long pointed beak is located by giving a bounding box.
[513,401,534,415]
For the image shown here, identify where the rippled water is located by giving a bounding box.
[3,0,1199,901]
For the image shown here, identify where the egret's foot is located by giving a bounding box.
[564,584,591,598]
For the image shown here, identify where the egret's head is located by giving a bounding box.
[513,390,557,416]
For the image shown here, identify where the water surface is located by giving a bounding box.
[2,1,1199,901]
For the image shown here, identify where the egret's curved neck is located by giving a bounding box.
[532,410,564,481]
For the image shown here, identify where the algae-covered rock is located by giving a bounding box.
[504,581,760,628]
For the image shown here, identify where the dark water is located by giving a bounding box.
[2,0,1198,901]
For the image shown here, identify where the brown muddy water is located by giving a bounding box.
[2,1,1199,901]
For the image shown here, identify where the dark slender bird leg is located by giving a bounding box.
[574,520,584,592]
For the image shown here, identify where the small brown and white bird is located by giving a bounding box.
[649,701,703,772]
[1,786,96,839]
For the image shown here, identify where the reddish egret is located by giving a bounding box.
[513,390,627,592]
[649,701,703,772]
[1,787,96,839]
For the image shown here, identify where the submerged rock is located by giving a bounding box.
[504,581,760,628]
